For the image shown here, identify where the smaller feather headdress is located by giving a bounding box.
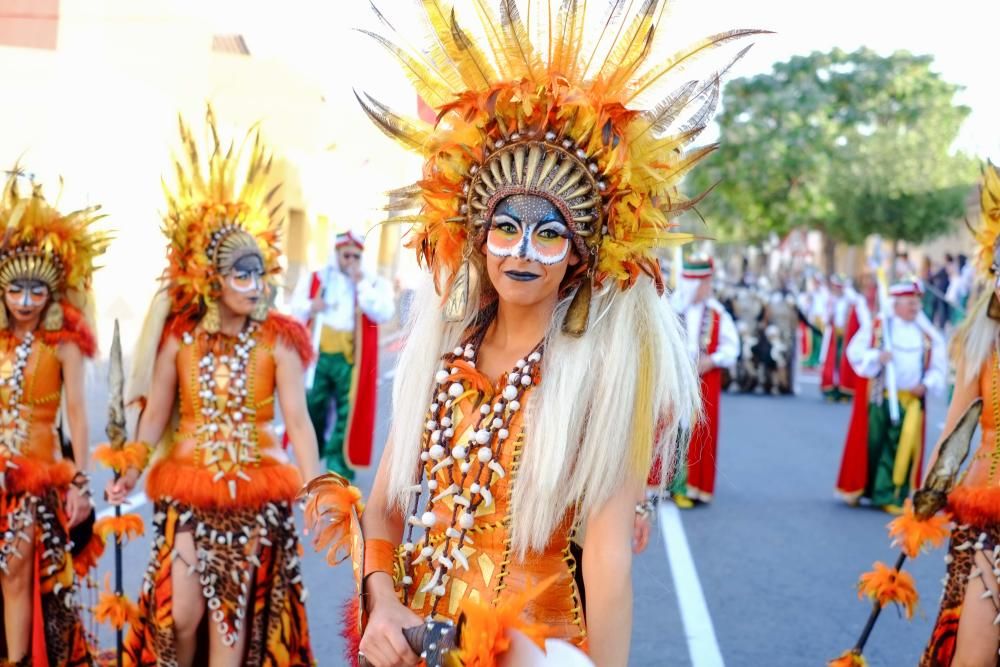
[0,169,110,330]
[971,161,1000,280]
[160,106,283,323]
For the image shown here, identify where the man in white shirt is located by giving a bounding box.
[291,231,395,480]
[662,257,740,507]
[846,280,946,513]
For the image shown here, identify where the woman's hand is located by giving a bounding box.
[64,485,92,528]
[358,574,422,666]
[105,467,141,506]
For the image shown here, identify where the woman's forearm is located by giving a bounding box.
[287,417,322,482]
[581,482,641,666]
[67,404,89,469]
[583,550,633,667]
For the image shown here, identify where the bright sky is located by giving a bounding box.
[209,0,997,159]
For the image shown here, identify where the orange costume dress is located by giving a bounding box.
[399,338,585,646]
[123,314,313,667]
[921,353,1000,664]
[0,311,96,667]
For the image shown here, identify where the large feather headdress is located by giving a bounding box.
[0,170,109,331]
[160,106,283,322]
[359,0,763,332]
[972,161,1000,279]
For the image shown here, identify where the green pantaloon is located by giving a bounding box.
[865,398,913,506]
[306,351,354,480]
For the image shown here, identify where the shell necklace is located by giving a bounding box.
[400,338,543,611]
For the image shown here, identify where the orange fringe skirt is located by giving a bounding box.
[123,499,313,667]
[0,486,92,665]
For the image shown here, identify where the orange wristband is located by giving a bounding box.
[363,538,397,579]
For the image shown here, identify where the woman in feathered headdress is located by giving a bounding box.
[104,109,321,667]
[920,163,1000,665]
[304,3,760,665]
[0,171,108,665]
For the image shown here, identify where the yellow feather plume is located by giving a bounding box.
[359,0,766,292]
[973,161,1000,279]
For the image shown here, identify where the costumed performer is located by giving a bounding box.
[105,111,321,667]
[820,275,858,402]
[291,230,394,480]
[834,271,877,503]
[302,3,761,665]
[0,170,108,665]
[663,257,738,509]
[845,279,946,514]
[921,163,1000,666]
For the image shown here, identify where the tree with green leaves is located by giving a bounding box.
[689,48,976,260]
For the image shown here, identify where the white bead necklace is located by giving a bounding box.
[400,339,543,612]
[183,322,259,500]
[0,331,34,466]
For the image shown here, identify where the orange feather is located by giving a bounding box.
[94,514,145,545]
[300,473,364,566]
[857,562,918,620]
[457,575,557,666]
[94,573,140,631]
[886,499,951,558]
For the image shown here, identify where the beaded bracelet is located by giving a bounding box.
[71,471,93,498]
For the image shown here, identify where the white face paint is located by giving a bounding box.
[224,254,265,294]
[486,196,572,266]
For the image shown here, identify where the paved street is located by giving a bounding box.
[83,357,952,666]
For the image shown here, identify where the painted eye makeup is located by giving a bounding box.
[226,270,264,293]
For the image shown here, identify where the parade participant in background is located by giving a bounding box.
[921,163,1000,665]
[666,257,739,508]
[291,231,394,480]
[0,171,108,666]
[845,280,946,514]
[300,3,757,664]
[834,271,877,503]
[105,111,321,667]
[801,273,828,369]
[820,275,857,402]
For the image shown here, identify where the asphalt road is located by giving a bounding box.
[81,356,952,666]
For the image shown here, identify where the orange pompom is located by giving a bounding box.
[827,649,868,667]
[858,562,919,619]
[887,499,951,558]
[457,575,557,666]
[93,442,151,475]
[300,473,364,566]
[94,574,140,630]
[94,513,145,545]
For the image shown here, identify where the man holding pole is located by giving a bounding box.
[292,231,395,480]
[845,279,946,513]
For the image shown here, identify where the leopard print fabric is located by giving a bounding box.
[124,499,312,667]
[0,488,92,665]
[920,523,1000,666]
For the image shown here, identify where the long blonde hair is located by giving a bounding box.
[387,270,699,556]
[953,286,999,380]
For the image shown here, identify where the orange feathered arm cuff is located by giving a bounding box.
[300,473,364,566]
[93,441,152,475]
[363,539,397,579]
